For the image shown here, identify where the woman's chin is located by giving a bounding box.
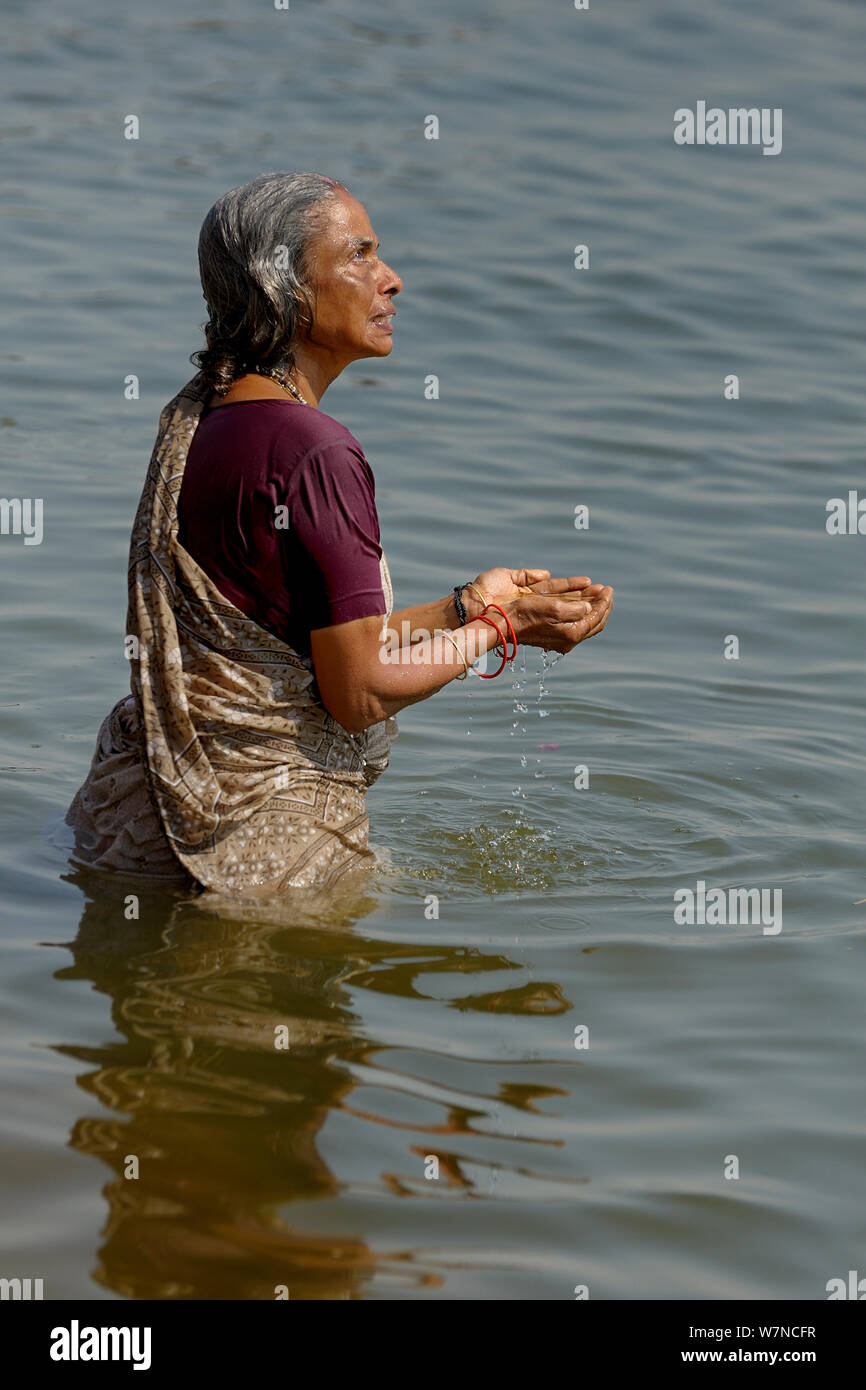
[365,337,394,358]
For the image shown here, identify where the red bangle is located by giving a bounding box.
[476,614,509,678]
[481,602,517,662]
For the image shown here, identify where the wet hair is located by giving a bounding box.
[190,171,344,395]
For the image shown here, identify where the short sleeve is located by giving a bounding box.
[288,439,387,629]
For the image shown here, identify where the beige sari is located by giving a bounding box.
[66,373,398,894]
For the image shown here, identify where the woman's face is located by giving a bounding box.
[300,190,402,369]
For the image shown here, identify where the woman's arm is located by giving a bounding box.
[386,569,598,640]
[387,593,466,640]
[310,582,613,734]
[311,613,505,732]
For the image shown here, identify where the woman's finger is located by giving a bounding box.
[513,568,550,587]
[556,594,610,631]
[552,591,610,622]
[528,574,592,595]
[571,598,612,640]
[556,583,605,598]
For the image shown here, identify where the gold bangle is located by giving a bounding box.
[464,581,488,612]
[438,628,470,680]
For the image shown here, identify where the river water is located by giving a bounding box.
[1,0,864,1299]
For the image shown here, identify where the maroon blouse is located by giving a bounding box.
[177,399,387,655]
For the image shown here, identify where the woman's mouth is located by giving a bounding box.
[370,313,395,334]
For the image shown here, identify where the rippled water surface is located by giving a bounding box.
[1,0,864,1299]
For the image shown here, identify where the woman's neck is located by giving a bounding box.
[209,372,315,410]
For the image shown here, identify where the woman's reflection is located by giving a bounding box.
[53,869,381,1300]
[53,867,565,1299]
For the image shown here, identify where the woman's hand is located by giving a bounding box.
[500,583,613,655]
[467,568,594,618]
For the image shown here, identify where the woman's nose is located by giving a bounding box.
[380,260,402,295]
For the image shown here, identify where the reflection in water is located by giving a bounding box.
[54,869,386,1300]
[54,869,570,1299]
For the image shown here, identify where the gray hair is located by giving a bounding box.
[191,171,344,395]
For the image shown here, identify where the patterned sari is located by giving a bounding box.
[66,374,398,894]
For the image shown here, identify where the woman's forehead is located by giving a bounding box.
[316,191,375,247]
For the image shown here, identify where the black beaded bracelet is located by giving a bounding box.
[453,584,469,626]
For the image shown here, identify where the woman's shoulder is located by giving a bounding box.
[296,403,362,449]
[199,398,366,465]
[275,405,371,475]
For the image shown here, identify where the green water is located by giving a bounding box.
[0,0,864,1299]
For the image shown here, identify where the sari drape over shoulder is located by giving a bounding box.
[66,374,397,893]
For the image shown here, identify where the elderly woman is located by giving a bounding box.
[66,172,613,894]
